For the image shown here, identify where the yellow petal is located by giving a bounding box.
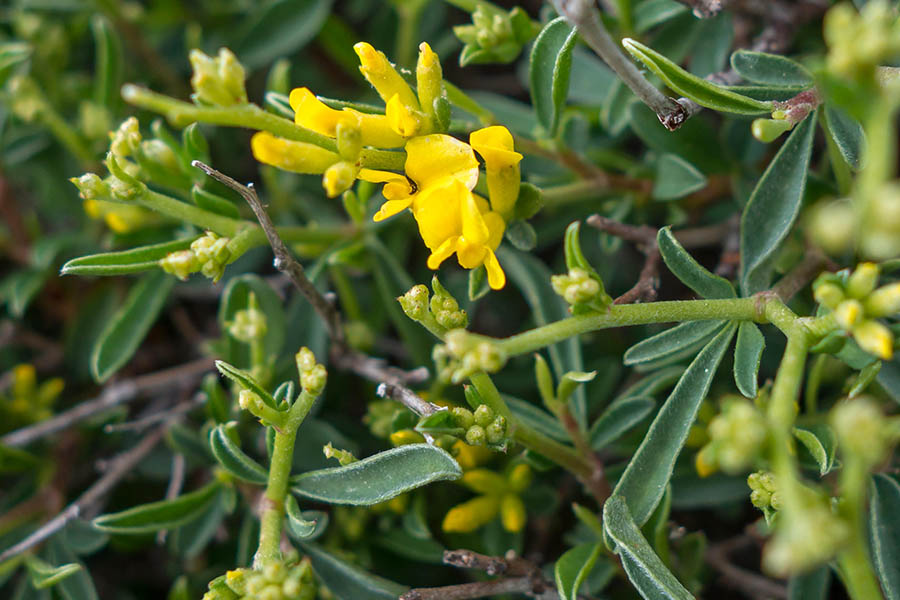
[484,249,506,290]
[461,469,507,494]
[289,87,343,136]
[386,94,424,138]
[456,238,487,270]
[470,126,522,218]
[483,210,506,251]
[500,494,527,533]
[251,131,340,174]
[413,178,465,250]
[358,168,414,198]
[373,198,413,222]
[442,495,501,533]
[322,161,358,198]
[427,237,458,270]
[354,42,420,112]
[460,191,490,246]
[416,42,443,126]
[355,111,407,148]
[405,134,479,190]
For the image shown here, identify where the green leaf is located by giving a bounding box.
[0,42,31,87]
[505,395,569,441]
[658,227,736,299]
[208,424,268,484]
[613,324,736,525]
[792,425,837,476]
[192,186,241,219]
[415,410,464,437]
[824,103,866,171]
[232,0,334,71]
[499,246,588,427]
[215,360,279,410]
[285,496,328,541]
[554,543,602,600]
[90,271,175,382]
[615,366,685,401]
[47,538,98,600]
[61,238,195,277]
[298,542,408,600]
[25,557,81,590]
[372,529,446,564]
[633,0,687,33]
[870,474,900,600]
[788,566,831,600]
[219,274,286,367]
[169,491,228,559]
[734,322,765,398]
[740,111,817,294]
[5,268,49,317]
[603,496,694,599]
[468,265,490,301]
[652,154,707,201]
[93,482,221,534]
[624,320,725,366]
[589,396,655,450]
[291,444,461,505]
[90,16,122,109]
[729,50,814,88]
[529,17,578,136]
[622,38,772,114]
[0,444,40,473]
[505,220,537,251]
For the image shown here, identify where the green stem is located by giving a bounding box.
[836,457,885,600]
[468,371,511,420]
[140,189,245,237]
[255,390,316,567]
[805,354,827,415]
[512,425,592,481]
[499,298,761,358]
[394,0,427,68]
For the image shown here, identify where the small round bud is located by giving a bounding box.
[852,319,894,360]
[264,562,286,584]
[160,250,199,280]
[110,117,142,157]
[473,404,494,427]
[452,407,475,430]
[322,161,357,198]
[399,285,429,321]
[813,282,845,310]
[295,347,317,373]
[485,421,505,444]
[865,282,900,317]
[228,308,267,343]
[70,173,110,201]
[751,118,793,143]
[846,262,880,299]
[465,424,486,446]
[834,299,864,329]
[301,364,327,396]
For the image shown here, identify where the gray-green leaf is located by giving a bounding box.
[652,154,707,200]
[734,322,765,398]
[589,396,655,450]
[658,227,736,299]
[208,424,268,484]
[25,557,81,590]
[291,444,461,505]
[298,542,408,600]
[603,496,694,600]
[232,0,334,71]
[61,239,195,277]
[555,543,601,600]
[623,38,772,115]
[740,111,817,294]
[529,17,578,136]
[729,50,814,88]
[92,482,221,534]
[285,496,328,541]
[792,425,837,476]
[824,103,866,171]
[624,320,725,366]
[612,324,736,525]
[870,473,900,599]
[90,271,175,382]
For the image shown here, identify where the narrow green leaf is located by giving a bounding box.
[734,322,765,398]
[0,444,40,473]
[613,324,736,525]
[870,473,900,599]
[93,482,221,534]
[792,425,836,476]
[824,103,866,171]
[298,542,408,600]
[169,491,228,559]
[291,444,461,505]
[372,529,446,564]
[505,395,570,442]
[555,543,602,600]
[740,111,817,294]
[7,268,49,317]
[232,0,334,71]
[730,50,814,88]
[622,38,772,114]
[589,396,655,450]
[788,566,831,600]
[658,227,736,299]
[468,265,490,301]
[0,42,31,87]
[90,271,175,382]
[498,246,587,427]
[285,496,328,541]
[47,538,98,600]
[192,186,241,218]
[603,496,694,600]
[633,0,687,33]
[25,557,81,590]
[61,238,195,276]
[215,360,279,410]
[615,366,685,401]
[90,16,122,109]
[624,320,724,366]
[529,17,579,135]
[208,424,268,484]
[505,220,537,251]
[652,154,707,200]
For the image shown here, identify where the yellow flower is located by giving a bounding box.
[365,133,507,289]
[354,42,421,115]
[469,126,523,219]
[441,464,532,533]
[83,198,157,233]
[289,87,406,149]
[442,495,501,533]
[250,131,341,174]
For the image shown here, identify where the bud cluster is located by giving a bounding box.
[824,1,900,82]
[398,277,468,332]
[454,5,537,66]
[160,231,233,282]
[190,48,248,107]
[436,330,508,383]
[747,471,782,513]
[295,347,327,396]
[451,404,509,447]
[228,307,268,344]
[204,559,316,600]
[813,263,899,359]
[696,398,768,476]
[551,267,604,306]
[762,495,849,576]
[830,397,892,468]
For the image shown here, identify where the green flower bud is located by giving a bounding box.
[110,117,142,157]
[322,160,357,198]
[228,307,267,343]
[834,299,864,329]
[852,319,894,359]
[398,285,429,321]
[485,419,506,444]
[140,139,180,172]
[431,276,468,329]
[246,572,267,594]
[831,397,890,466]
[189,48,248,107]
[160,250,199,280]
[751,118,793,143]
[865,282,900,317]
[846,262,881,299]
[264,562,287,584]
[762,498,848,576]
[70,173,111,201]
[474,341,506,373]
[465,424,486,446]
[295,347,317,374]
[323,442,357,465]
[551,268,602,306]
[805,199,857,256]
[301,364,327,396]
[473,404,494,427]
[452,406,475,430]
[813,282,845,310]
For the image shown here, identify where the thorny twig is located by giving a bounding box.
[192,161,440,417]
[0,357,214,448]
[0,426,167,563]
[401,550,562,600]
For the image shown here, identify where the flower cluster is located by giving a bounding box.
[813,263,899,359]
[442,463,532,533]
[451,404,509,447]
[204,558,315,600]
[695,396,767,477]
[160,231,232,282]
[453,4,538,66]
[251,42,523,289]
